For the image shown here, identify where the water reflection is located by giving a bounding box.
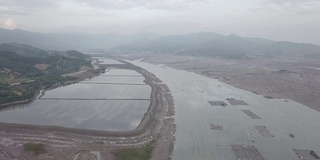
[131,60,320,160]
[0,69,151,131]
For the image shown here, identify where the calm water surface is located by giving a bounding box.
[84,76,145,84]
[131,60,320,160]
[43,83,150,99]
[96,57,123,65]
[104,69,142,76]
[0,100,149,131]
[0,63,151,131]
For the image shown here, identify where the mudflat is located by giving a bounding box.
[142,55,320,112]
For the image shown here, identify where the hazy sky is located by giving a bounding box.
[0,0,319,44]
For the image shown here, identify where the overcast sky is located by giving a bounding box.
[0,0,319,44]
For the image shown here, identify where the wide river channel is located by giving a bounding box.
[130,60,320,160]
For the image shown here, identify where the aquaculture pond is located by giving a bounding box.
[0,59,151,131]
[96,57,124,65]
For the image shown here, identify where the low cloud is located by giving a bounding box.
[251,0,320,14]
[0,0,209,11]
[0,0,59,8]
[0,7,30,15]
[75,0,209,11]
[0,0,60,15]
[2,18,18,29]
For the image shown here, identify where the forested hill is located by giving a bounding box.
[0,43,94,105]
[0,43,49,58]
[0,43,92,77]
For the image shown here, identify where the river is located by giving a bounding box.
[131,60,320,160]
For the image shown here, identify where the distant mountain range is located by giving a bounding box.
[1,28,320,59]
[116,32,320,59]
[0,28,160,51]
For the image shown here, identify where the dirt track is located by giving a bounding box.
[0,61,175,160]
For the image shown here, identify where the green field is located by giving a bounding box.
[24,143,46,155]
[0,75,31,84]
[115,145,154,160]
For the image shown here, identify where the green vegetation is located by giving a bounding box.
[0,75,77,105]
[0,43,95,106]
[65,50,91,59]
[0,75,31,84]
[0,84,37,104]
[115,145,154,160]
[24,143,46,155]
[0,50,91,77]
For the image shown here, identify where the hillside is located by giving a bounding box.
[0,43,92,78]
[0,51,43,77]
[0,43,49,58]
[0,43,94,105]
[65,50,91,60]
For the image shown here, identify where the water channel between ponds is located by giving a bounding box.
[0,60,151,131]
[130,60,320,160]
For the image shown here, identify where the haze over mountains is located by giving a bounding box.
[1,28,320,59]
[119,32,320,59]
[0,28,160,51]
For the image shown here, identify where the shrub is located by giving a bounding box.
[24,143,46,155]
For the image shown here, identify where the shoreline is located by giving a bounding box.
[0,60,175,160]
[0,71,97,109]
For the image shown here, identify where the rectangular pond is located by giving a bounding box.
[42,83,150,99]
[84,75,145,84]
[0,100,149,131]
[104,69,142,76]
[95,57,123,65]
